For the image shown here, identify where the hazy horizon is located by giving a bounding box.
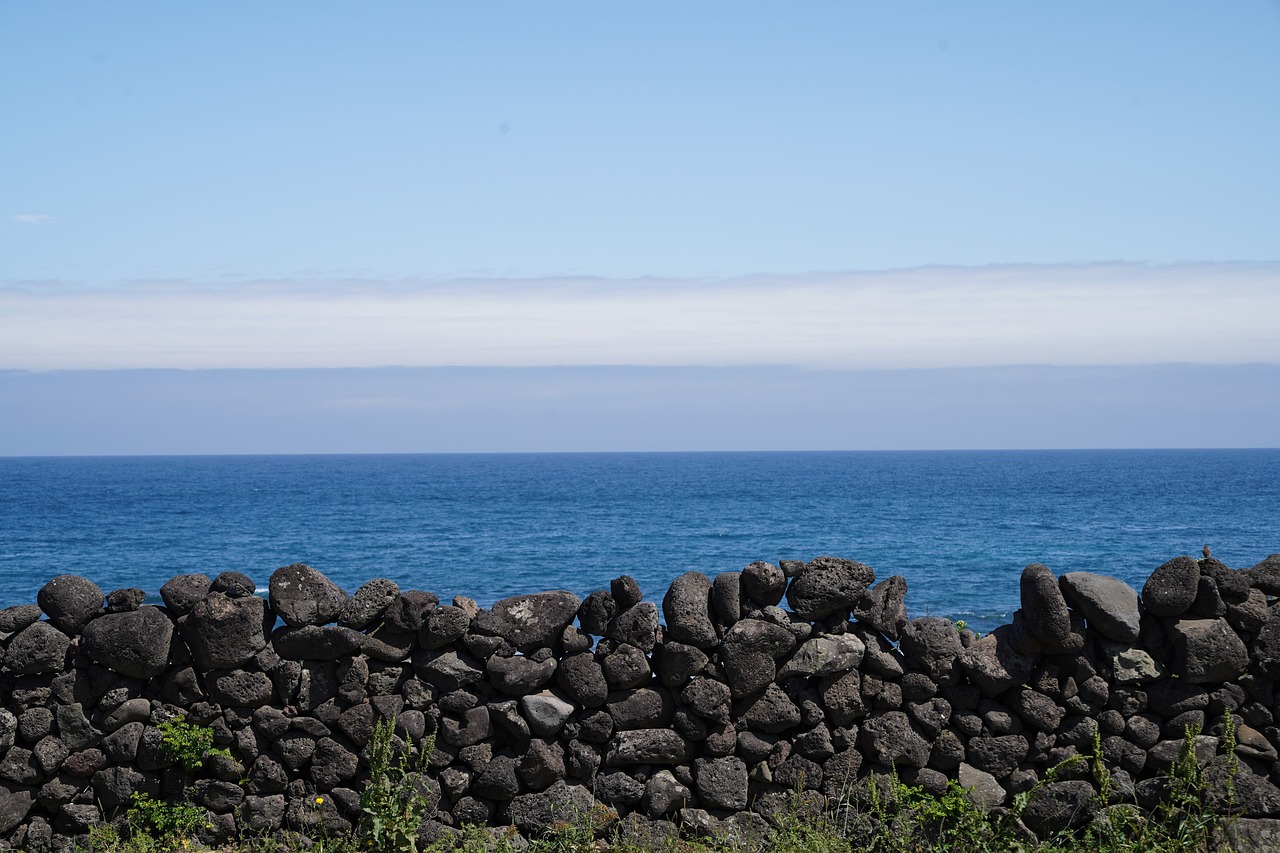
[4,4,1277,454]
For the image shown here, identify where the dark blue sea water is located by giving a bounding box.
[1,450,1276,634]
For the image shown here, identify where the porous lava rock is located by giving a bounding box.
[37,575,103,636]
[1142,556,1201,617]
[785,557,875,620]
[181,592,269,670]
[4,622,71,675]
[720,618,795,698]
[491,591,580,651]
[338,578,400,630]
[663,572,717,649]
[1168,617,1248,683]
[81,606,174,678]
[853,575,908,639]
[159,574,212,617]
[1020,564,1073,645]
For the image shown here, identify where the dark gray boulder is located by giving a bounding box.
[785,556,875,620]
[415,648,485,692]
[642,770,690,815]
[720,618,796,698]
[0,782,34,835]
[491,591,580,651]
[272,625,366,661]
[1007,688,1065,733]
[577,590,616,636]
[608,687,673,731]
[778,634,865,679]
[472,755,520,800]
[4,622,70,675]
[736,683,801,734]
[269,564,348,627]
[899,617,963,685]
[1256,610,1280,678]
[506,781,595,835]
[1168,617,1248,683]
[211,570,256,597]
[681,677,732,721]
[181,592,269,670]
[611,576,643,609]
[606,602,660,651]
[960,625,1037,696]
[853,575,908,639]
[312,738,359,790]
[1142,556,1200,617]
[1021,779,1096,834]
[81,606,174,678]
[820,669,867,726]
[383,590,439,633]
[860,711,929,768]
[0,605,42,634]
[694,756,748,810]
[339,578,401,629]
[596,770,644,807]
[159,574,212,617]
[606,730,691,766]
[1247,554,1280,595]
[488,654,557,696]
[663,571,717,649]
[556,652,609,707]
[360,626,416,662]
[517,739,565,792]
[653,642,709,689]
[711,572,742,626]
[1020,564,1074,645]
[419,605,470,650]
[105,588,146,613]
[740,561,786,607]
[966,735,1029,778]
[209,670,275,707]
[37,575,103,635]
[1201,557,1250,601]
[602,643,650,691]
[1059,572,1141,643]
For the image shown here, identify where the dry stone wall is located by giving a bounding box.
[4,553,1280,850]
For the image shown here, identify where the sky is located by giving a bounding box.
[2,2,1278,453]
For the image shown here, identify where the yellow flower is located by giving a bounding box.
[315,796,324,804]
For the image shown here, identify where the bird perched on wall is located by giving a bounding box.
[1203,545,1212,559]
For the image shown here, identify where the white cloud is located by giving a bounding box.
[1,262,1278,371]
[10,214,56,224]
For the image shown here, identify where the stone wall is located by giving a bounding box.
[3,552,1280,850]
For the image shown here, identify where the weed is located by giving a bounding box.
[358,718,438,853]
[124,791,207,851]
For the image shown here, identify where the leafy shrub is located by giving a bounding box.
[158,715,229,772]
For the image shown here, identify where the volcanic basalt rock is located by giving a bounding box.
[1,550,1279,850]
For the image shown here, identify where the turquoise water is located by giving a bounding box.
[1,450,1276,633]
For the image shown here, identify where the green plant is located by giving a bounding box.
[125,791,207,851]
[359,718,438,853]
[158,715,230,772]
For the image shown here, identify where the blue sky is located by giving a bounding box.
[2,2,1278,453]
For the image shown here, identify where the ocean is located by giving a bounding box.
[1,450,1276,634]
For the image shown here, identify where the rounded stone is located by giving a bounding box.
[268,563,348,627]
[158,574,212,617]
[1142,556,1200,617]
[785,556,875,620]
[37,575,104,636]
[81,606,174,678]
[662,572,717,649]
